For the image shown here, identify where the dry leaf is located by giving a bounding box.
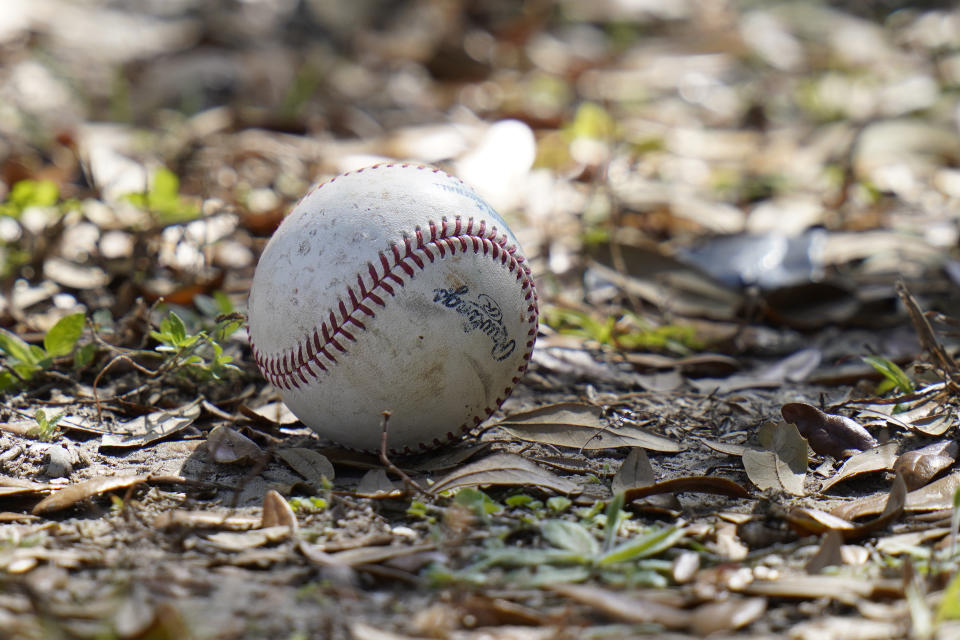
[741,575,901,602]
[690,596,767,636]
[494,402,682,452]
[206,527,291,551]
[356,469,400,497]
[611,447,655,494]
[742,422,807,496]
[404,443,490,472]
[820,442,898,491]
[789,473,906,541]
[207,424,265,464]
[690,348,821,394]
[832,471,960,520]
[273,448,335,486]
[893,440,957,490]
[875,528,950,555]
[430,453,580,495]
[330,542,437,567]
[99,400,202,449]
[549,583,689,629]
[805,530,844,574]
[32,474,147,515]
[781,402,877,457]
[698,437,747,457]
[154,510,260,530]
[622,476,750,502]
[244,401,299,425]
[261,489,297,534]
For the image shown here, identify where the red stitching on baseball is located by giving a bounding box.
[249,163,539,454]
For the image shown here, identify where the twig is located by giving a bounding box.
[379,411,430,497]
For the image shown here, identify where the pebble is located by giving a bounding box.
[45,445,73,478]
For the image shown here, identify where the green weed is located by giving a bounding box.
[27,408,64,441]
[0,312,86,391]
[124,167,200,225]
[543,306,702,354]
[150,309,242,381]
[863,355,915,396]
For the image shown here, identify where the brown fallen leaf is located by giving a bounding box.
[820,442,898,492]
[832,470,960,521]
[739,574,902,602]
[0,475,51,491]
[261,489,297,534]
[893,440,958,490]
[207,424,266,464]
[612,448,680,513]
[355,469,401,497]
[805,530,844,574]
[622,476,750,502]
[0,512,41,523]
[430,453,581,495]
[329,542,437,567]
[99,400,202,449]
[698,437,747,457]
[493,402,682,452]
[611,447,656,494]
[788,473,906,541]
[690,596,767,636]
[154,510,261,530]
[742,422,808,496]
[32,474,148,515]
[781,402,877,457]
[690,348,822,394]
[273,447,335,486]
[549,583,689,629]
[205,527,293,551]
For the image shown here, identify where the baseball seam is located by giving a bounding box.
[249,166,539,453]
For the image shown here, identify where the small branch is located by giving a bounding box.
[379,411,430,498]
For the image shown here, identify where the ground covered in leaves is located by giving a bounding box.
[3,1,960,638]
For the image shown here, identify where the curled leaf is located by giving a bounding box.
[781,402,877,457]
[820,442,898,492]
[207,424,265,464]
[893,440,958,491]
[789,473,906,541]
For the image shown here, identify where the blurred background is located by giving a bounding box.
[0,0,959,348]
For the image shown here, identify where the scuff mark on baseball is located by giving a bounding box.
[248,163,538,454]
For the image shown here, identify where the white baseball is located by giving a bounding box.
[248,163,538,453]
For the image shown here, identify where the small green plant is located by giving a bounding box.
[0,312,86,391]
[0,179,60,218]
[288,496,328,514]
[124,167,200,224]
[430,492,685,588]
[453,488,503,523]
[28,408,64,441]
[863,355,915,395]
[543,306,702,354]
[150,309,242,381]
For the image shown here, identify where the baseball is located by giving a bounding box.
[248,163,538,453]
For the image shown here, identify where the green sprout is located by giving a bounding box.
[28,408,65,441]
[863,355,915,396]
[150,309,243,381]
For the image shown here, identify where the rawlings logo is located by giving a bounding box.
[433,285,516,361]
